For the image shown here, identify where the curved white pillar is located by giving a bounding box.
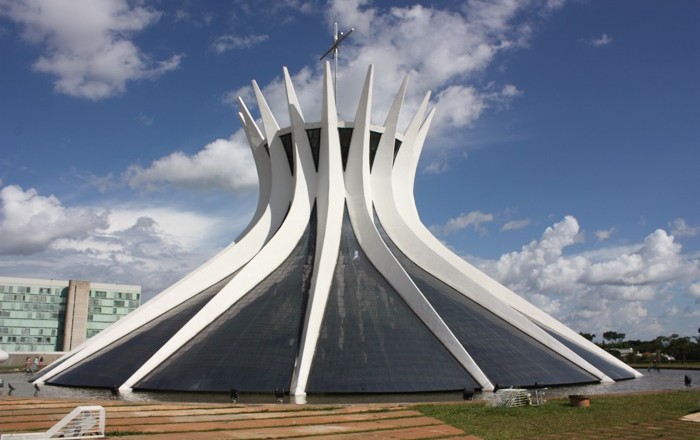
[343,66,493,390]
[290,62,346,396]
[374,92,613,383]
[120,67,318,392]
[389,94,635,381]
[37,96,283,386]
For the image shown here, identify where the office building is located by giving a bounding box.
[0,276,140,353]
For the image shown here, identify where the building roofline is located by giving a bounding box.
[0,276,140,292]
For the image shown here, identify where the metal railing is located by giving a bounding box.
[489,388,532,407]
[0,405,105,439]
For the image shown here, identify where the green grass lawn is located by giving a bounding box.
[0,366,22,373]
[415,390,700,439]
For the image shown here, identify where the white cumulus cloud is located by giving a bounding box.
[124,132,258,193]
[477,215,700,338]
[502,219,531,231]
[228,0,550,138]
[581,229,696,287]
[211,34,269,53]
[0,0,182,100]
[689,283,700,299]
[589,33,613,47]
[431,210,494,236]
[595,227,615,241]
[669,218,700,238]
[489,215,584,291]
[330,0,533,130]
[0,185,246,298]
[432,85,486,131]
[422,159,450,174]
[0,185,109,255]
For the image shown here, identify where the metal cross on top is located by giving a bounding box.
[320,22,354,103]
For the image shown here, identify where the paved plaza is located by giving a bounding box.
[1,396,698,439]
[0,397,475,439]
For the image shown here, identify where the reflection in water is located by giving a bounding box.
[0,369,696,404]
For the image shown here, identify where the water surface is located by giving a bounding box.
[0,369,696,405]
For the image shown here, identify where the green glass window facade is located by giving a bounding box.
[0,277,140,352]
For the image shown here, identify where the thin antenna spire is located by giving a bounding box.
[320,22,354,104]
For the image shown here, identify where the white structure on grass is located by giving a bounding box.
[34,64,640,396]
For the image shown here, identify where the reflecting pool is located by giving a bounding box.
[0,369,696,404]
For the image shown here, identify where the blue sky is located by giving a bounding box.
[1,0,698,341]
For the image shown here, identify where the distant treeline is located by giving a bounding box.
[578,331,700,362]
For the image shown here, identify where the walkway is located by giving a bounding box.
[1,396,698,439]
[0,397,478,439]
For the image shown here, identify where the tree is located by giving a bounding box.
[667,336,692,362]
[579,332,595,342]
[603,331,626,346]
[654,336,669,349]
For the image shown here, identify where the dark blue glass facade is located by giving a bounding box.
[307,209,477,393]
[376,216,599,388]
[543,328,636,380]
[45,276,233,388]
[134,209,317,392]
[39,199,619,393]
